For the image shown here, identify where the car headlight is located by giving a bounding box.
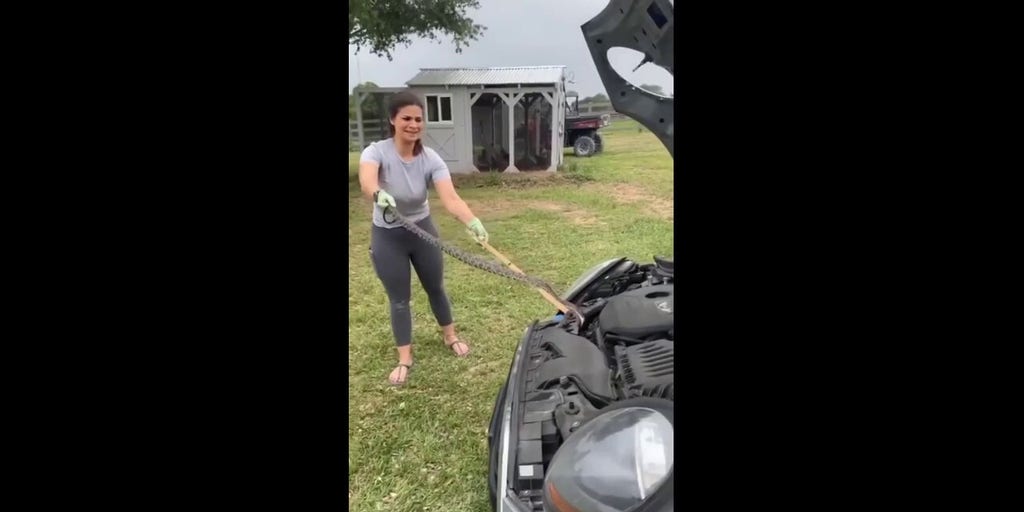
[543,399,673,512]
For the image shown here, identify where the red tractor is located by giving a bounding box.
[564,91,611,157]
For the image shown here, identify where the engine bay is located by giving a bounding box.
[509,257,674,509]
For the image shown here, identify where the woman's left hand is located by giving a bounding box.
[465,218,488,243]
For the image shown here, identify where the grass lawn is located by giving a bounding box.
[347,118,674,511]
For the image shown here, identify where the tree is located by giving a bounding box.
[349,0,486,61]
[349,82,383,119]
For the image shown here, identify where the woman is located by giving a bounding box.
[358,90,489,386]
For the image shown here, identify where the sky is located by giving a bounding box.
[348,0,673,99]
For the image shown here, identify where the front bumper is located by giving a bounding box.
[488,322,538,512]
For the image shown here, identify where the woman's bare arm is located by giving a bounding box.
[358,161,381,201]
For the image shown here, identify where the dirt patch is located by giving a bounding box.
[452,170,593,189]
[464,198,530,217]
[586,183,674,220]
[466,199,603,226]
[561,209,602,226]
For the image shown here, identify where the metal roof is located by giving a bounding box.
[405,66,565,86]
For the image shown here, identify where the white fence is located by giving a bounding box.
[577,102,613,114]
[349,118,383,151]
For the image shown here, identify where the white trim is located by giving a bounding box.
[424,93,455,125]
[502,92,525,173]
[475,86,554,95]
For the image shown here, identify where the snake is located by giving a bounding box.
[382,205,583,321]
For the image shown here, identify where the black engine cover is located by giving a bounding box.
[532,327,615,404]
[616,339,674,400]
[598,284,673,338]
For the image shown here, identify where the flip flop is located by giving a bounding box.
[389,362,413,386]
[445,336,470,357]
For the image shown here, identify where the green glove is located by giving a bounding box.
[374,189,396,208]
[465,217,488,243]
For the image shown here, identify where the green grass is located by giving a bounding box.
[348,118,673,511]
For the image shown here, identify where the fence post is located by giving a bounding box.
[355,92,365,150]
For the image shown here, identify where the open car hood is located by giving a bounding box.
[581,0,674,157]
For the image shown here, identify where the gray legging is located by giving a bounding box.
[369,215,453,347]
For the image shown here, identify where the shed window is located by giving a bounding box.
[426,94,453,124]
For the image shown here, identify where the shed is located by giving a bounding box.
[352,66,567,173]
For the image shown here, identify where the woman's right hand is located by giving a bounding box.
[374,189,397,208]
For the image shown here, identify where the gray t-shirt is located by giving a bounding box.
[360,138,452,228]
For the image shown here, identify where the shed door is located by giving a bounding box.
[423,93,457,161]
[424,129,456,160]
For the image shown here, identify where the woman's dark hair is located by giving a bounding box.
[388,90,425,156]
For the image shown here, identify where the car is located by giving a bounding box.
[487,2,675,510]
[487,256,674,512]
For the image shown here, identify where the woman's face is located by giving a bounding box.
[391,105,424,144]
